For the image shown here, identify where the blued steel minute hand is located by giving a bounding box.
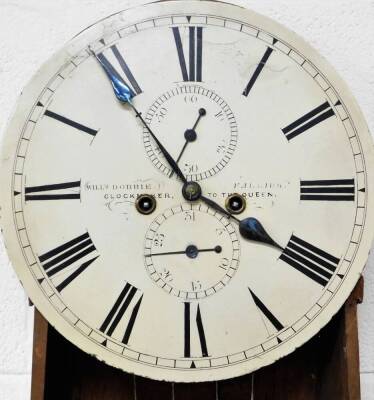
[91,50,187,184]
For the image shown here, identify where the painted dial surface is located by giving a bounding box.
[0,0,373,382]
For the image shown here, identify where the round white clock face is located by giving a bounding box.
[0,0,373,382]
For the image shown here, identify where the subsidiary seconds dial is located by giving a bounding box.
[143,85,238,181]
[144,203,240,299]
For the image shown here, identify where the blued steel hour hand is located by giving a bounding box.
[92,49,187,184]
[200,195,283,251]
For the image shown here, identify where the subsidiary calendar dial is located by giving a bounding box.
[144,203,240,299]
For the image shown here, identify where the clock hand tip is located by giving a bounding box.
[239,217,282,251]
[89,46,134,104]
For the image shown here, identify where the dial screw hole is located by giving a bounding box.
[136,194,157,215]
[225,193,246,215]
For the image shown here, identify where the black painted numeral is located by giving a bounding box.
[280,235,340,286]
[44,110,98,137]
[243,41,277,96]
[38,232,98,292]
[300,179,355,201]
[282,101,335,141]
[96,45,142,97]
[25,181,81,201]
[100,282,143,345]
[184,302,208,358]
[248,288,284,331]
[172,27,203,82]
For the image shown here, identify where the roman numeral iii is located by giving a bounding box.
[282,101,335,141]
[100,282,143,345]
[184,302,208,358]
[280,235,340,287]
[38,232,98,292]
[172,26,203,82]
[25,181,81,201]
[300,179,355,201]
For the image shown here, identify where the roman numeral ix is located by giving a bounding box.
[300,179,355,201]
[243,40,277,96]
[100,282,143,345]
[184,302,208,360]
[96,45,142,97]
[25,181,81,201]
[38,232,99,292]
[172,26,203,82]
[280,235,340,287]
[282,101,335,141]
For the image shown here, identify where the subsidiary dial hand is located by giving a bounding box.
[145,245,222,258]
[128,104,187,183]
[170,108,206,178]
[92,50,187,183]
[200,195,283,251]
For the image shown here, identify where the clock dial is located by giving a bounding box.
[144,203,240,299]
[143,85,238,181]
[0,0,373,383]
